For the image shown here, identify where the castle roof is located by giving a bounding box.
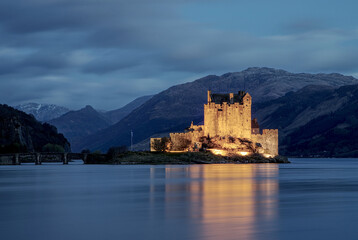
[210,91,248,104]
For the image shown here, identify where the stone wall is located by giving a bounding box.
[169,129,204,151]
[252,129,279,156]
[0,155,15,165]
[0,153,76,165]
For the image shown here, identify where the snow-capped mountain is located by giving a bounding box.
[14,103,70,122]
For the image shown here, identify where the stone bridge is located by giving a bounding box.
[0,152,107,165]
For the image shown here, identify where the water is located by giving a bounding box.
[1,159,358,240]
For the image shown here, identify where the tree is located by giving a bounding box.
[92,150,102,154]
[81,149,91,154]
[42,143,65,153]
[107,146,127,159]
[172,136,191,151]
[0,143,27,153]
[152,137,169,152]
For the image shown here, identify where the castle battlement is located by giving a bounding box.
[170,132,189,137]
[206,102,244,109]
[262,129,279,135]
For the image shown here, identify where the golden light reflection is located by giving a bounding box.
[165,164,279,240]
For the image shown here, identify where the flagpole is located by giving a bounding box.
[130,130,133,151]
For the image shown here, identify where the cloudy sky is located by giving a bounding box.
[1,0,358,110]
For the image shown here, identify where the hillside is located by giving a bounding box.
[77,67,358,152]
[104,95,153,124]
[0,104,70,153]
[15,103,70,121]
[254,84,358,157]
[48,105,112,151]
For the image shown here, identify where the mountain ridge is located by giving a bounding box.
[77,67,358,152]
[0,104,70,153]
[253,83,358,157]
[104,95,153,124]
[14,103,70,122]
[48,105,112,151]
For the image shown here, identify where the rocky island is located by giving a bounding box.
[149,90,284,162]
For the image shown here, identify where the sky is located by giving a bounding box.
[0,0,358,110]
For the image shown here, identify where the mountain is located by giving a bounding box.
[48,105,112,151]
[104,95,153,124]
[253,84,358,157]
[77,67,358,152]
[14,103,70,121]
[0,104,70,153]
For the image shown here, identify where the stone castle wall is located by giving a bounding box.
[204,94,252,139]
[252,129,278,156]
[170,128,204,150]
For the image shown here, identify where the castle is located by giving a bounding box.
[151,91,278,157]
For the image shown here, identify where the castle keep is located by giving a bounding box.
[151,91,278,157]
[205,90,252,139]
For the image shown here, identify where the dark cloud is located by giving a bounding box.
[0,57,19,75]
[22,51,71,69]
[0,49,71,76]
[0,0,357,109]
[81,50,146,74]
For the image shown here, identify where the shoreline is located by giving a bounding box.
[0,151,290,165]
[87,152,290,165]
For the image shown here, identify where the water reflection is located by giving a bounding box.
[164,164,279,240]
[2,160,358,240]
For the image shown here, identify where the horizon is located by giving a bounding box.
[1,0,358,110]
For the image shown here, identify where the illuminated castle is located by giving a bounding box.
[151,90,278,157]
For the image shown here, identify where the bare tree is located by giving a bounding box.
[172,136,191,151]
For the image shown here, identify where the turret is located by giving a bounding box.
[229,93,234,104]
[207,90,212,103]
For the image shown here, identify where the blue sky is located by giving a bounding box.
[0,0,357,110]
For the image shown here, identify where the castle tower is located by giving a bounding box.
[204,90,252,139]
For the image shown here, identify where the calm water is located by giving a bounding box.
[1,159,358,240]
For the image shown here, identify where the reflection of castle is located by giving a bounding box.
[161,165,279,239]
[151,91,278,157]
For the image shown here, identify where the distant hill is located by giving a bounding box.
[104,95,153,124]
[77,67,358,152]
[48,105,112,152]
[15,103,70,121]
[254,84,358,157]
[0,104,70,153]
